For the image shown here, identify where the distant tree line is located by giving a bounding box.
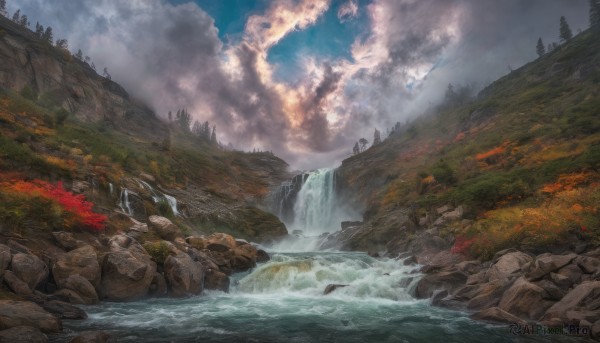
[533,5,600,59]
[168,108,219,146]
[0,1,107,80]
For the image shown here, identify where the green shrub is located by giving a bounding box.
[431,159,456,185]
[143,241,171,264]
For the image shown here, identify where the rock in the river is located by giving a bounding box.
[58,275,99,305]
[164,252,204,297]
[204,269,230,293]
[205,233,237,252]
[99,249,156,301]
[256,249,270,263]
[0,300,61,333]
[471,307,527,325]
[148,215,182,241]
[0,326,48,343]
[148,272,167,297]
[324,284,349,295]
[68,331,113,343]
[52,245,101,288]
[415,269,468,299]
[41,300,87,320]
[10,253,48,291]
[498,277,553,320]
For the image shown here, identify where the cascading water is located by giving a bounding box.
[118,188,133,216]
[137,179,179,216]
[292,168,337,235]
[60,252,510,342]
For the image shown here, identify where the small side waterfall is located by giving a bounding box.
[119,188,133,216]
[292,168,337,235]
[137,179,179,216]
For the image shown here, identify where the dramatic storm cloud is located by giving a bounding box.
[9,0,589,169]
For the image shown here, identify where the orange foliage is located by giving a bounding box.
[541,172,595,194]
[475,145,506,161]
[454,132,466,142]
[0,178,106,231]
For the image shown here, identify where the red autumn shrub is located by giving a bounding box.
[451,236,476,255]
[0,178,106,231]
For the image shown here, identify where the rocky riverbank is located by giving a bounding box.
[0,214,269,342]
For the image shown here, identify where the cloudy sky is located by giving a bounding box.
[9,0,589,170]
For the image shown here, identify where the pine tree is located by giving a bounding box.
[536,37,546,57]
[43,26,53,44]
[91,62,96,71]
[373,128,381,145]
[0,0,7,17]
[559,16,573,43]
[55,39,68,50]
[75,49,83,60]
[358,138,368,152]
[19,14,28,27]
[591,0,600,28]
[35,22,44,37]
[103,67,111,80]
[352,142,359,155]
[210,126,217,145]
[12,9,20,23]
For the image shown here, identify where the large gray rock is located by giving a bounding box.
[52,232,86,251]
[575,256,600,274]
[41,300,87,320]
[0,326,48,343]
[148,215,182,241]
[205,233,237,252]
[68,330,113,343]
[415,269,468,299]
[148,272,167,297]
[10,253,48,291]
[164,252,204,297]
[528,254,577,280]
[0,243,11,277]
[59,275,99,305]
[543,281,600,321]
[0,300,61,333]
[53,245,101,288]
[498,277,553,320]
[471,307,527,325]
[467,279,513,310]
[486,251,532,281]
[204,269,230,293]
[2,270,32,296]
[99,249,156,301]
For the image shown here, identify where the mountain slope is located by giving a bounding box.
[336,28,600,258]
[0,16,290,242]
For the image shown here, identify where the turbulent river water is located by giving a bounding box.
[52,251,544,343]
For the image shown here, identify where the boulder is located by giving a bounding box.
[498,277,553,320]
[466,271,487,286]
[471,307,527,325]
[148,215,181,241]
[456,260,482,275]
[256,249,270,263]
[467,279,512,310]
[187,248,220,271]
[550,272,572,289]
[3,270,32,296]
[204,269,230,293]
[486,251,532,281]
[0,300,61,333]
[415,269,468,299]
[148,272,167,297]
[528,254,577,280]
[52,245,101,288]
[41,300,87,320]
[10,253,48,291]
[163,252,204,297]
[99,250,156,301]
[59,275,99,305]
[0,244,11,277]
[534,279,565,301]
[557,264,583,285]
[52,289,86,305]
[324,284,349,295]
[186,236,207,250]
[205,233,236,252]
[68,331,113,343]
[0,326,48,343]
[52,232,85,251]
[107,234,148,258]
[543,281,600,321]
[575,256,600,274]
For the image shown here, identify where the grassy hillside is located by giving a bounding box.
[338,28,600,259]
[0,17,290,242]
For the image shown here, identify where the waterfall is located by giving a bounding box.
[292,168,337,236]
[109,183,114,196]
[136,179,179,216]
[119,188,133,216]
